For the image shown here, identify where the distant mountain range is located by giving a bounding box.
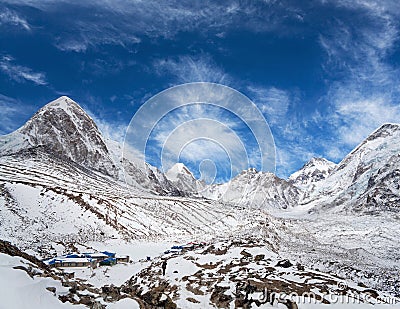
[0,97,239,254]
[0,96,399,296]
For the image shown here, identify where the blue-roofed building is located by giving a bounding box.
[101,251,116,258]
[83,252,109,262]
[44,257,97,268]
[43,250,128,268]
[99,257,116,266]
[65,254,80,258]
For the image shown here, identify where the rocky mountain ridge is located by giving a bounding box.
[300,123,400,214]
[1,97,400,306]
[0,96,179,195]
[2,96,399,215]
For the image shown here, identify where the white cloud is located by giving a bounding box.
[0,94,35,135]
[0,95,21,134]
[244,84,319,177]
[153,55,230,85]
[246,85,291,125]
[276,143,317,178]
[0,8,30,30]
[55,40,88,53]
[158,118,249,174]
[148,103,248,172]
[90,114,127,143]
[318,0,399,85]
[81,99,128,143]
[314,0,400,161]
[0,56,47,85]
[1,0,305,52]
[331,97,400,146]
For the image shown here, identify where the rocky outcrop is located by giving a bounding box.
[300,123,400,213]
[289,157,336,191]
[0,96,117,177]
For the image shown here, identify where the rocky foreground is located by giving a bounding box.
[2,238,397,309]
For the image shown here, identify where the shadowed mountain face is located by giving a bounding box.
[300,123,400,214]
[0,96,180,194]
[0,97,399,300]
[0,96,116,177]
[1,96,400,213]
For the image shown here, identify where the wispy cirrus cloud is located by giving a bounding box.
[0,95,21,134]
[78,94,128,143]
[315,0,400,161]
[0,94,35,135]
[151,58,310,178]
[87,112,127,143]
[1,0,306,52]
[147,103,254,181]
[153,55,231,85]
[0,8,30,30]
[244,84,318,177]
[328,96,400,146]
[0,56,47,85]
[246,85,291,125]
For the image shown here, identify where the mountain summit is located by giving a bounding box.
[289,157,336,191]
[165,163,205,194]
[0,96,182,194]
[165,163,195,181]
[300,123,400,213]
[0,96,116,176]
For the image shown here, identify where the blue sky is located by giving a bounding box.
[1,0,400,181]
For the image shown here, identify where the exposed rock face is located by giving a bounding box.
[0,239,48,269]
[0,96,117,177]
[127,239,387,308]
[300,123,400,213]
[121,156,181,195]
[289,157,336,191]
[1,96,400,306]
[2,95,399,215]
[166,164,301,210]
[165,163,205,195]
[202,168,300,210]
[169,123,400,214]
[0,96,180,194]
[355,153,400,212]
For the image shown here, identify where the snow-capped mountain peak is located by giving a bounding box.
[0,96,116,177]
[40,95,81,110]
[289,157,336,190]
[300,123,400,213]
[0,96,183,194]
[165,163,195,181]
[364,123,400,142]
[165,163,207,195]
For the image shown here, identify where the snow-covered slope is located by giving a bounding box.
[1,97,400,305]
[202,168,300,211]
[300,123,400,213]
[165,163,205,195]
[0,148,240,256]
[0,96,116,177]
[130,238,398,308]
[105,138,180,195]
[0,239,141,308]
[0,252,85,309]
[0,96,178,195]
[166,164,301,211]
[166,163,194,181]
[289,157,336,191]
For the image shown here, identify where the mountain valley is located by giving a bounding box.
[0,96,399,308]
